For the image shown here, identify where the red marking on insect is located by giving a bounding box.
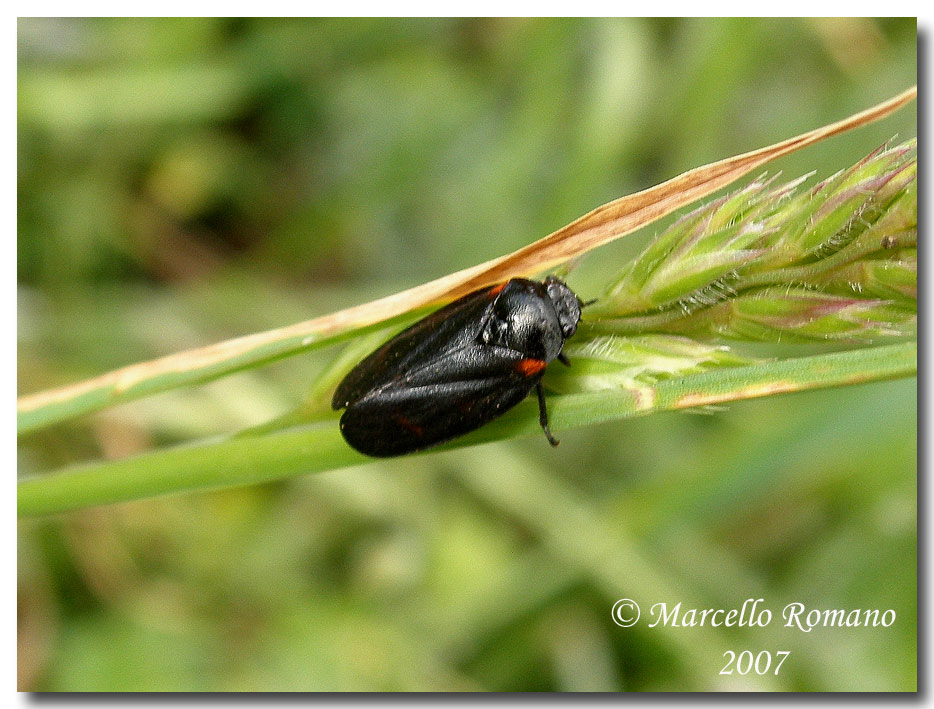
[393,414,424,436]
[488,282,507,297]
[515,358,547,377]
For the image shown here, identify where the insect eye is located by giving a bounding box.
[545,281,582,338]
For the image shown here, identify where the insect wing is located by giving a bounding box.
[339,345,541,457]
[332,285,499,409]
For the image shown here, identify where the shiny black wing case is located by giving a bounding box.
[331,284,544,457]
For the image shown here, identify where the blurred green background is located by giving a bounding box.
[18,18,917,691]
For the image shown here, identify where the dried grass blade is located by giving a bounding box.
[17,86,916,433]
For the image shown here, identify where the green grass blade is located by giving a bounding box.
[17,90,918,436]
[16,313,410,435]
[18,341,915,517]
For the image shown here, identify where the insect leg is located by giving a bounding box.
[557,353,571,367]
[536,382,559,447]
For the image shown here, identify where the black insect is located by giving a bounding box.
[331,276,583,457]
